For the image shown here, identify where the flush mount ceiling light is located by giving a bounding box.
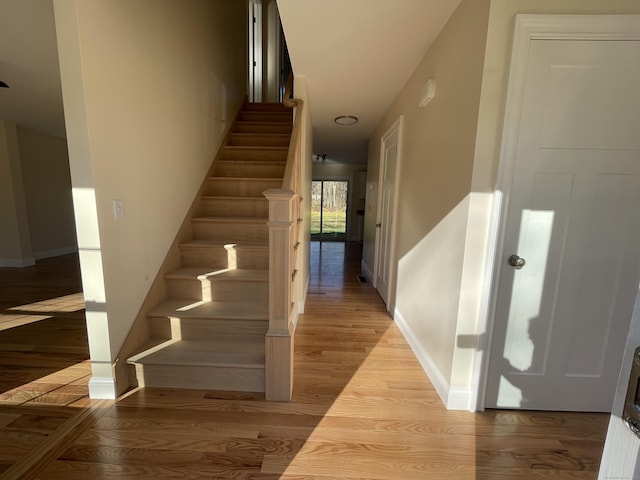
[0,81,9,88]
[334,115,358,126]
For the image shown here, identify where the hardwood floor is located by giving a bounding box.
[0,245,608,479]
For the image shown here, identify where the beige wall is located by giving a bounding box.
[18,127,76,258]
[365,0,640,411]
[363,0,491,401]
[0,121,34,266]
[312,162,366,242]
[54,0,247,397]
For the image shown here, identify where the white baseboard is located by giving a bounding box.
[34,245,78,260]
[88,376,117,399]
[0,257,36,268]
[448,387,473,411]
[394,308,472,411]
[361,260,373,283]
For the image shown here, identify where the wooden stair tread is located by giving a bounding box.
[148,298,268,320]
[217,158,286,164]
[229,133,290,138]
[243,102,290,109]
[209,176,282,182]
[202,195,268,201]
[128,339,265,368]
[192,216,267,223]
[180,239,268,248]
[127,100,292,394]
[233,121,292,131]
[165,268,268,282]
[225,145,288,151]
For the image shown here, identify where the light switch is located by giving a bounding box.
[113,199,125,220]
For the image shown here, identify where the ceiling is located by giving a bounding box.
[278,0,461,164]
[0,0,65,138]
[0,0,460,162]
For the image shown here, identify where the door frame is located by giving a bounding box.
[248,0,263,103]
[475,14,640,411]
[373,115,403,312]
[311,177,351,240]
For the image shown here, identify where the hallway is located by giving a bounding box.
[0,244,608,479]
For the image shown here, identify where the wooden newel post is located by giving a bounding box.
[263,188,295,401]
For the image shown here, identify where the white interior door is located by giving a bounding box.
[374,121,400,308]
[486,39,640,411]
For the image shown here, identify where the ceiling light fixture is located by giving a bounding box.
[334,115,358,126]
[0,81,9,88]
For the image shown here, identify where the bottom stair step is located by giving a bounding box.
[148,298,268,321]
[128,338,265,392]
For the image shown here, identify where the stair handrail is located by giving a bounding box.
[263,72,304,401]
[281,73,302,192]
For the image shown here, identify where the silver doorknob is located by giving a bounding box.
[507,254,526,269]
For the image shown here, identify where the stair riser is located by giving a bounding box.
[224,147,288,162]
[166,278,268,302]
[149,318,268,340]
[213,162,285,178]
[228,134,290,147]
[192,222,269,243]
[180,246,268,269]
[237,112,291,123]
[207,179,281,197]
[133,364,265,392]
[201,198,269,218]
[234,123,292,134]
[242,103,289,112]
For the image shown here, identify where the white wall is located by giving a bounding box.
[600,287,640,478]
[54,0,247,398]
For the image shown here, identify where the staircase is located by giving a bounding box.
[127,102,293,393]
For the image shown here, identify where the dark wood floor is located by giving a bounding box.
[0,244,609,479]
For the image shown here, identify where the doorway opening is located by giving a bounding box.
[311,180,349,241]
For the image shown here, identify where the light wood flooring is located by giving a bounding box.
[0,244,609,479]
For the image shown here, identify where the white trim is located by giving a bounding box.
[471,191,502,412]
[360,260,373,284]
[477,14,640,411]
[33,245,78,260]
[248,0,263,103]
[88,376,117,399]
[0,257,36,268]
[311,176,352,240]
[373,115,403,310]
[448,387,473,411]
[394,308,471,410]
[298,271,310,315]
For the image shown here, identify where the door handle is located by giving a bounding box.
[376,223,382,228]
[507,254,526,269]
